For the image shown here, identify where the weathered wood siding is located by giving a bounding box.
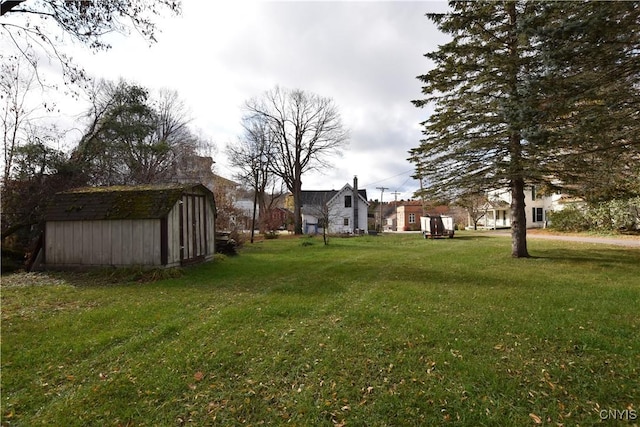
[45,219,162,267]
[43,185,215,269]
[205,195,215,258]
[164,194,215,267]
[167,200,182,266]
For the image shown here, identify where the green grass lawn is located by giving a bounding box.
[2,232,639,426]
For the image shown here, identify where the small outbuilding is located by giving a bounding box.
[41,183,216,269]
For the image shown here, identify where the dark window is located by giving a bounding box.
[532,207,543,222]
[344,195,352,208]
[344,217,349,226]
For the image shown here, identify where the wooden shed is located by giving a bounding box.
[42,183,216,269]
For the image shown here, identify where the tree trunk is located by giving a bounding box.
[510,177,529,258]
[293,181,303,235]
[250,189,258,243]
[257,191,267,234]
[506,2,529,259]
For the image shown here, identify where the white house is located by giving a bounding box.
[470,186,566,229]
[300,177,369,234]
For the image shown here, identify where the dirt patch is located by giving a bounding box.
[1,272,69,288]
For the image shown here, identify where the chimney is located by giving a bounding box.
[353,175,359,232]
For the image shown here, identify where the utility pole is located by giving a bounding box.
[376,186,388,232]
[391,191,401,231]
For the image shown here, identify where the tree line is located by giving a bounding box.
[1,0,350,261]
[410,1,639,257]
[1,77,349,255]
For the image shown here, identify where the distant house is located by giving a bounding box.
[470,186,565,229]
[41,183,215,269]
[383,201,452,231]
[299,177,369,234]
[396,202,424,231]
[267,207,293,231]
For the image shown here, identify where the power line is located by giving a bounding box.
[375,186,389,199]
[390,191,401,231]
[363,169,415,188]
[376,186,389,231]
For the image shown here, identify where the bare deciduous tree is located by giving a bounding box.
[244,86,349,234]
[456,192,489,231]
[227,115,278,242]
[73,80,199,186]
[1,57,50,182]
[1,0,181,87]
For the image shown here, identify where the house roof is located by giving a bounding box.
[300,188,368,206]
[484,199,510,210]
[45,183,211,221]
[300,190,338,205]
[213,174,241,189]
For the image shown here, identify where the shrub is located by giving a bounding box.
[229,229,246,248]
[263,231,280,239]
[590,198,639,231]
[1,249,24,274]
[547,205,589,232]
[549,198,640,232]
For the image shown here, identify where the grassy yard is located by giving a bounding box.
[1,232,639,426]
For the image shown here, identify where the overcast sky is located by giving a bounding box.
[7,0,452,201]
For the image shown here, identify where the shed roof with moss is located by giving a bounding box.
[45,183,212,221]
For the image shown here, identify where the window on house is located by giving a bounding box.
[343,217,349,226]
[532,207,543,222]
[531,186,537,200]
[344,195,352,208]
[409,213,416,224]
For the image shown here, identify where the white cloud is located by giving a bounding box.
[3,0,450,200]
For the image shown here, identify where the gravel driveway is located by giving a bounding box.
[525,233,640,248]
[489,230,640,248]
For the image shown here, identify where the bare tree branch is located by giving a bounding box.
[243,86,349,234]
[1,0,181,87]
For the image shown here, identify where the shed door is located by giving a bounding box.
[430,216,445,236]
[179,194,208,264]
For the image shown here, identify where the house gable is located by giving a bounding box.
[299,183,369,234]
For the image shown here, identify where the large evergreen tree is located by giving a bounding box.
[410,1,639,257]
[411,1,542,257]
[532,2,640,203]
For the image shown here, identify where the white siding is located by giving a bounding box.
[486,187,554,229]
